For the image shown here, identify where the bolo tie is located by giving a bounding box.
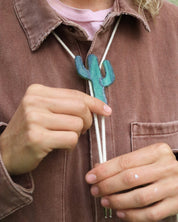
[52,15,122,219]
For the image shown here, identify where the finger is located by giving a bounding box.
[24,97,93,132]
[116,196,178,222]
[24,95,111,132]
[101,175,178,210]
[43,130,79,150]
[47,98,92,131]
[25,112,84,135]
[27,127,79,154]
[86,143,174,184]
[25,84,112,116]
[90,160,177,197]
[26,84,87,99]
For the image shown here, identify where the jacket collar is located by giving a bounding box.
[14,0,150,51]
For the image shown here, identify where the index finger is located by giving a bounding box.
[26,84,112,117]
[85,143,172,184]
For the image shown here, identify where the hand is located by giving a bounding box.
[0,84,112,175]
[85,143,178,221]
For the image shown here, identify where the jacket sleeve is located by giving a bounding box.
[0,123,34,220]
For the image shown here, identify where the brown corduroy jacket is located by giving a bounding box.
[0,0,178,221]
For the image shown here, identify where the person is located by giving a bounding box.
[0,0,177,221]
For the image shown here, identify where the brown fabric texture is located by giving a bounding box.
[0,0,177,221]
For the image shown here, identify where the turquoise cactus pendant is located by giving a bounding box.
[75,54,115,104]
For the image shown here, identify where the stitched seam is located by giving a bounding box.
[107,89,116,159]
[14,1,62,50]
[13,173,34,194]
[119,0,150,31]
[133,131,178,137]
[87,32,97,56]
[122,11,150,31]
[0,198,32,220]
[62,151,67,222]
[89,126,98,221]
[101,12,117,28]
[131,123,134,152]
[89,133,97,221]
[14,1,32,45]
[31,21,62,50]
[94,197,98,222]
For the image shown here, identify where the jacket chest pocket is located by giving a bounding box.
[131,121,178,154]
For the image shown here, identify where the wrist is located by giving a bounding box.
[0,131,11,175]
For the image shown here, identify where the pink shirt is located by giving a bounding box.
[46,0,113,40]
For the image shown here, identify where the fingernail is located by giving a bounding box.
[91,186,99,196]
[101,198,110,207]
[104,104,112,113]
[116,211,126,218]
[86,174,97,183]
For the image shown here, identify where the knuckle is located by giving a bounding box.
[31,146,47,162]
[79,101,88,114]
[68,132,79,149]
[87,113,93,129]
[26,127,42,146]
[112,195,122,209]
[172,161,178,173]
[93,164,107,178]
[98,181,109,195]
[134,192,149,207]
[25,111,39,124]
[156,143,172,156]
[123,170,136,186]
[147,209,161,221]
[26,84,43,95]
[75,118,84,132]
[73,90,84,98]
[119,155,130,171]
[22,95,35,108]
[90,97,97,109]
[167,161,178,175]
[89,97,103,114]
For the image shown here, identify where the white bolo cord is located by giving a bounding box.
[52,15,122,219]
[98,16,122,163]
[53,16,121,164]
[53,31,104,163]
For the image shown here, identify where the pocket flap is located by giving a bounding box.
[131,121,178,153]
